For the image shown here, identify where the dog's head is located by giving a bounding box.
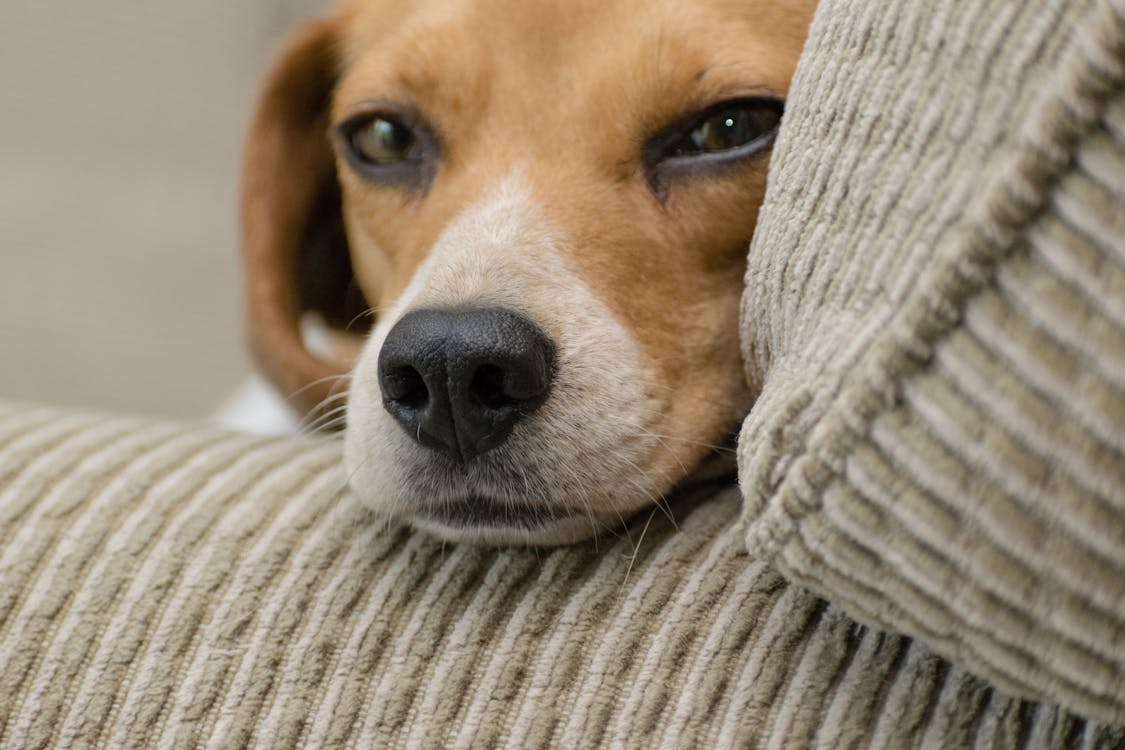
[242,0,815,545]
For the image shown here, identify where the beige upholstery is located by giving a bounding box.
[1,403,1121,748]
[1,0,1122,746]
[740,0,1124,725]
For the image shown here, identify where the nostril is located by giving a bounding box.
[377,307,556,462]
[383,365,429,410]
[471,365,519,410]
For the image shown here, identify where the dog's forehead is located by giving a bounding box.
[338,0,700,48]
[333,0,814,92]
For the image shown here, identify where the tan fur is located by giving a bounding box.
[242,0,816,543]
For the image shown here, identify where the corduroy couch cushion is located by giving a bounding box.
[0,403,1122,748]
[739,0,1124,726]
[3,0,1124,745]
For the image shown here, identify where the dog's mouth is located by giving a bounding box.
[413,494,584,530]
[405,493,626,545]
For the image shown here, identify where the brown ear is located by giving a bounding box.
[241,18,369,418]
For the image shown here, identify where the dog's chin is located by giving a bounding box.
[410,510,608,547]
[388,494,618,546]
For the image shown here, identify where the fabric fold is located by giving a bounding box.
[740,0,1125,724]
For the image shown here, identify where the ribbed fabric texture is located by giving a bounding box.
[2,403,1121,748]
[740,0,1124,726]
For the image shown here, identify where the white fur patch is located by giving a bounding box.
[345,171,665,545]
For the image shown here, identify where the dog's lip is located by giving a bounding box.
[414,495,583,530]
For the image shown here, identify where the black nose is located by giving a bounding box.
[378,308,556,463]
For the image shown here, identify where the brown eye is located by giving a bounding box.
[643,96,785,198]
[335,108,440,188]
[351,117,417,164]
[673,102,782,157]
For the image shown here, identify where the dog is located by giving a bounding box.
[241,0,816,545]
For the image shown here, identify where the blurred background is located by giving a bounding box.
[0,0,328,419]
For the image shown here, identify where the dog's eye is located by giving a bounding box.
[643,97,784,197]
[334,108,440,188]
[350,117,417,164]
[670,100,783,158]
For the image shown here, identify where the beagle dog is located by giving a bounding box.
[242,0,816,545]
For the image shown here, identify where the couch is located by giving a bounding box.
[1,0,1121,746]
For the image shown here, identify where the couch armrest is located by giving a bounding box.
[2,404,1117,746]
[740,0,1124,724]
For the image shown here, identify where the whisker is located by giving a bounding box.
[287,373,352,404]
[301,404,350,435]
[338,450,372,495]
[305,405,348,429]
[614,454,678,530]
[312,415,349,434]
[619,508,658,598]
[304,389,351,415]
[346,304,394,333]
[299,395,349,429]
[563,482,604,547]
[636,431,737,455]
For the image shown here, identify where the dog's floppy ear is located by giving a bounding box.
[241,18,368,418]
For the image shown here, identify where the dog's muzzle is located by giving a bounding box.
[377,307,556,463]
